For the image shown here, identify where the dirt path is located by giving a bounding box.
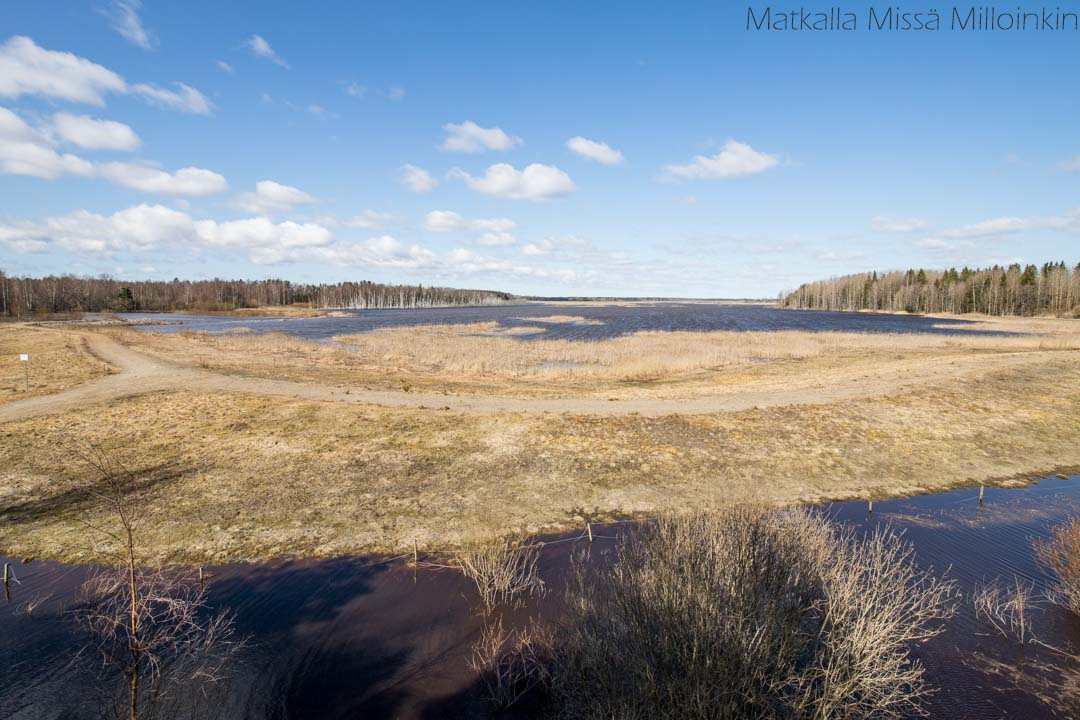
[0,330,1067,423]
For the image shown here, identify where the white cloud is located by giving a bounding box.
[0,36,210,114]
[98,162,228,196]
[0,107,223,195]
[566,136,624,165]
[449,163,575,201]
[343,82,366,98]
[50,113,140,151]
[521,235,587,256]
[233,180,317,215]
[343,209,395,230]
[477,232,516,247]
[1060,155,1080,173]
[245,35,289,68]
[216,60,234,74]
[0,36,126,106]
[871,216,928,233]
[400,164,438,193]
[385,87,405,101]
[664,140,778,180]
[105,1,154,50]
[423,210,515,233]
[941,217,1033,239]
[441,121,522,153]
[130,82,212,115]
[0,107,94,179]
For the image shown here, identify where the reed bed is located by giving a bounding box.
[99,313,1080,398]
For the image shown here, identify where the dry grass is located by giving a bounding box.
[973,578,1038,643]
[1035,516,1080,614]
[453,538,545,610]
[0,324,111,404]
[0,348,1078,564]
[99,312,1080,399]
[548,508,957,719]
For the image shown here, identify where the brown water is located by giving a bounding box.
[2,475,1079,719]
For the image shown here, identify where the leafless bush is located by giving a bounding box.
[973,578,1038,643]
[70,444,245,720]
[549,507,957,720]
[1035,515,1080,615]
[454,539,545,610]
[468,615,552,710]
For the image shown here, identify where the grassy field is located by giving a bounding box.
[1,348,1078,564]
[99,314,1080,399]
[0,325,112,404]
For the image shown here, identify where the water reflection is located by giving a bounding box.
[2,476,1078,718]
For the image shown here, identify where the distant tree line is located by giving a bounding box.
[0,271,515,318]
[782,262,1080,316]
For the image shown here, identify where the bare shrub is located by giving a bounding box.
[468,615,552,710]
[549,507,957,720]
[973,578,1038,643]
[1035,515,1080,614]
[71,444,245,720]
[454,539,545,610]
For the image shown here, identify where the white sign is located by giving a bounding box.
[19,354,28,362]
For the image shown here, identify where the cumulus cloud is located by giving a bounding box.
[50,113,140,151]
[0,107,222,195]
[0,36,126,106]
[233,180,317,215]
[343,209,395,230]
[871,216,928,233]
[245,35,289,68]
[566,136,624,165]
[449,163,575,201]
[663,140,778,180]
[105,1,155,50]
[98,162,229,196]
[441,121,522,153]
[0,107,94,179]
[400,164,438,193]
[423,210,515,234]
[0,36,211,114]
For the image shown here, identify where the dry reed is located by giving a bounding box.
[1035,516,1080,615]
[454,538,546,610]
[549,507,957,720]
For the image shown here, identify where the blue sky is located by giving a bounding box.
[1,1,1078,297]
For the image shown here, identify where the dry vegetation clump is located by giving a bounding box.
[548,508,957,720]
[973,578,1038,643]
[468,616,552,710]
[1035,516,1080,615]
[0,325,110,403]
[453,538,545,610]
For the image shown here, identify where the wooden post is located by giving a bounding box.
[867,500,873,515]
[412,539,419,567]
[2,563,8,585]
[587,522,593,543]
[198,566,204,589]
[20,354,29,392]
[979,485,985,507]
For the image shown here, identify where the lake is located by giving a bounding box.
[2,475,1079,719]
[121,302,1018,342]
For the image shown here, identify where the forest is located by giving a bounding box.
[782,262,1080,316]
[0,271,516,319]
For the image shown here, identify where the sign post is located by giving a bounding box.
[19,354,28,392]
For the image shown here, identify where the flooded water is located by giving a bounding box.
[3,475,1079,719]
[121,302,1018,342]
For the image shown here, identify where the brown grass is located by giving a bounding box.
[0,347,1078,564]
[0,324,112,404]
[98,313,1080,399]
[1035,516,1080,614]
